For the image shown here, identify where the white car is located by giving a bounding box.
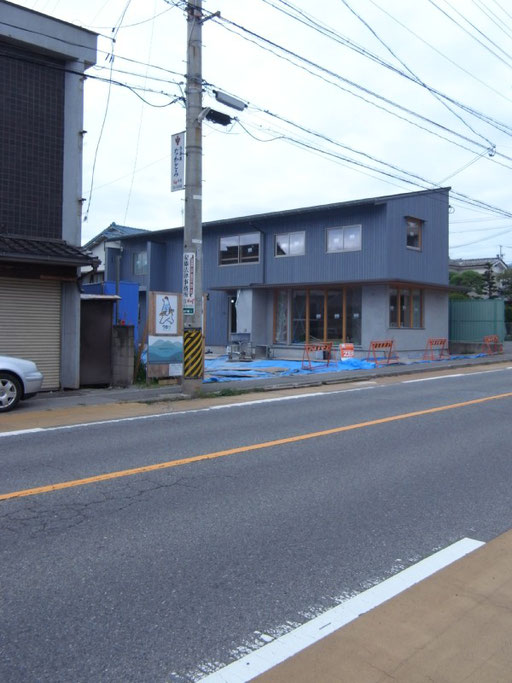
[0,356,44,412]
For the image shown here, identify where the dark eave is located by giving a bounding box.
[0,235,100,268]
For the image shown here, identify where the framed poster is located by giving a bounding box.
[155,293,178,334]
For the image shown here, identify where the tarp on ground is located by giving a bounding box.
[203,354,488,383]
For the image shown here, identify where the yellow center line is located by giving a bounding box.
[2,392,511,502]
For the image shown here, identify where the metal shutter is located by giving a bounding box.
[0,277,61,390]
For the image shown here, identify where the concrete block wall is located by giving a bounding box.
[112,325,134,387]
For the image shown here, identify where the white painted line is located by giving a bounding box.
[0,386,376,438]
[199,538,484,682]
[0,428,44,438]
[403,374,464,383]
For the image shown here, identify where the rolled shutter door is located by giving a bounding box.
[0,277,61,389]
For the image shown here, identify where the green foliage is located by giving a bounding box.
[449,269,484,297]
[497,268,512,300]
[483,262,498,299]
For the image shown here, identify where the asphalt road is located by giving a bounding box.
[1,367,512,682]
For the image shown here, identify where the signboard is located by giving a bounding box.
[155,293,178,334]
[148,335,183,376]
[171,131,185,192]
[183,252,195,315]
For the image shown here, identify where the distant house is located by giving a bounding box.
[0,1,98,389]
[449,257,508,276]
[82,223,149,284]
[102,187,451,356]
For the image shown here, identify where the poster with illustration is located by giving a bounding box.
[155,293,178,334]
[148,335,183,376]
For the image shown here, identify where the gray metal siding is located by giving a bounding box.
[385,190,449,284]
[204,204,391,288]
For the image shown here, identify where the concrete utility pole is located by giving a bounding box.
[182,0,204,395]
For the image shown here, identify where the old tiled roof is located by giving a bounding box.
[83,223,149,249]
[449,258,501,268]
[0,235,99,267]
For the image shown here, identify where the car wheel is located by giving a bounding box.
[0,373,22,412]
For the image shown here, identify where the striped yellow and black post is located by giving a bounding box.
[183,328,204,380]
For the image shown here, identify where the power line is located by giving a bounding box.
[339,0,494,147]
[209,10,512,158]
[366,0,512,104]
[426,0,512,69]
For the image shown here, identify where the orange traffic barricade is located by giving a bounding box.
[423,337,450,361]
[302,342,333,370]
[366,339,399,366]
[482,335,503,355]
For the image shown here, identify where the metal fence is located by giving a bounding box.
[449,299,506,348]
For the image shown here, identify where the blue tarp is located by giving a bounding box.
[139,351,489,383]
[203,354,489,383]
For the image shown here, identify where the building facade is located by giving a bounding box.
[104,188,450,357]
[0,1,97,388]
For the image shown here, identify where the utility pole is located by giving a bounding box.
[182,0,204,395]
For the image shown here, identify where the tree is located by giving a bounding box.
[497,268,512,301]
[449,269,484,298]
[482,262,498,299]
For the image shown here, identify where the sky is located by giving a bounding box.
[9,0,512,262]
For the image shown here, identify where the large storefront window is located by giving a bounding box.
[389,287,423,328]
[346,288,362,344]
[327,291,343,340]
[292,290,307,343]
[309,290,325,342]
[275,291,288,343]
[276,287,361,344]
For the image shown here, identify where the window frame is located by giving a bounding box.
[132,250,148,275]
[274,231,305,258]
[405,216,423,251]
[219,232,261,266]
[326,224,362,253]
[389,286,423,328]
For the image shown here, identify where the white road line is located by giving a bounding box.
[199,538,484,683]
[0,385,376,438]
[403,368,508,383]
[403,374,465,383]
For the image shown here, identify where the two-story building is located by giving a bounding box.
[103,187,450,357]
[0,1,97,389]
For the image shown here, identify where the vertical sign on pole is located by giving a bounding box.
[171,132,185,192]
[183,252,195,315]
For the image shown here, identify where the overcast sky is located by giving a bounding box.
[10,0,512,261]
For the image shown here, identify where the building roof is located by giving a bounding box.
[83,223,149,250]
[104,187,451,243]
[0,235,99,267]
[449,257,507,270]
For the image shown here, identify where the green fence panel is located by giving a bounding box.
[449,299,505,343]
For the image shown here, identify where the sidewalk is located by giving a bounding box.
[252,529,512,683]
[12,349,512,416]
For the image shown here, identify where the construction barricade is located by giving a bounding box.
[423,337,450,361]
[302,342,333,370]
[366,339,399,366]
[482,335,503,355]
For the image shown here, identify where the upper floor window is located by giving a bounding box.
[326,225,362,253]
[275,231,305,257]
[133,250,148,275]
[219,232,260,265]
[406,217,423,250]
